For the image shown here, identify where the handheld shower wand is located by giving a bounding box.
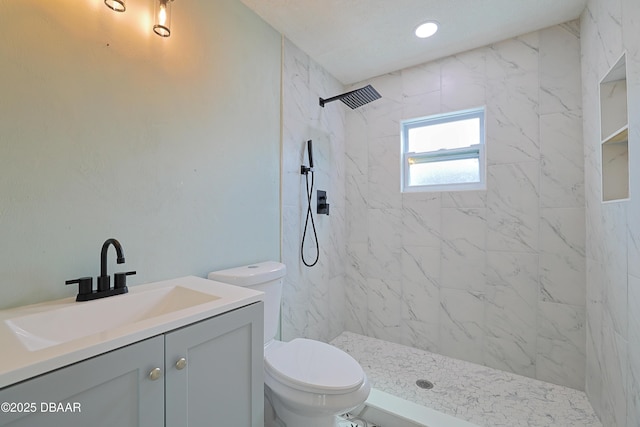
[301,139,314,174]
[307,139,314,168]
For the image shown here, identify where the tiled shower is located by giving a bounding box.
[344,22,585,390]
[281,0,640,424]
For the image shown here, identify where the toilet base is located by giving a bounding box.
[265,387,341,427]
[274,410,339,427]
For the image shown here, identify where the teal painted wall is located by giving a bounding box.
[0,0,281,309]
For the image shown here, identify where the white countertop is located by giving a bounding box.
[0,276,263,389]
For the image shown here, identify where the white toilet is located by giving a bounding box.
[208,261,370,427]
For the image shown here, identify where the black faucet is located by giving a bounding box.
[66,238,136,302]
[98,238,125,292]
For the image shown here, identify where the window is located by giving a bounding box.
[401,107,486,192]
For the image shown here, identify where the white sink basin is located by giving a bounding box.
[5,285,220,351]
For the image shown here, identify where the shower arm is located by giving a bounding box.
[319,87,364,107]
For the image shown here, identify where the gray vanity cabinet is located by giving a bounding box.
[165,302,264,427]
[0,335,165,427]
[0,302,263,427]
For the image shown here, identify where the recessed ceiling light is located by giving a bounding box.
[415,21,438,39]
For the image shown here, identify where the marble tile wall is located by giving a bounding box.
[581,0,640,425]
[344,22,587,390]
[280,39,347,342]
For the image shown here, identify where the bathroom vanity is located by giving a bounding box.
[0,276,264,427]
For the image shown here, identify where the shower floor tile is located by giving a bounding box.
[330,332,601,427]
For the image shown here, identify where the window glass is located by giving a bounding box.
[407,117,480,152]
[408,158,480,187]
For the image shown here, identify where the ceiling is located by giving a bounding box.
[239,0,588,85]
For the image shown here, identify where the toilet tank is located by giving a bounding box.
[208,261,286,344]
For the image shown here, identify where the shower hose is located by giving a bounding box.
[301,169,319,267]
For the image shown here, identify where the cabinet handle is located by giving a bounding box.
[175,357,187,370]
[148,367,162,381]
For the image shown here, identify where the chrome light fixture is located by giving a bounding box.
[104,0,126,12]
[153,0,174,37]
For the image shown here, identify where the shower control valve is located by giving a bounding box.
[317,190,330,215]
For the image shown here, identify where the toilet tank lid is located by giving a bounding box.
[208,261,286,286]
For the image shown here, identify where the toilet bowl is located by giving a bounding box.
[264,339,370,427]
[208,262,370,427]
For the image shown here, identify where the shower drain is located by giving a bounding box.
[416,379,434,390]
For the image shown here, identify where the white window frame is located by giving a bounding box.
[401,107,486,193]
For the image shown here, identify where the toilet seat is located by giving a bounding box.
[265,338,365,395]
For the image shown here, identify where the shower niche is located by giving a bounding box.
[600,53,629,202]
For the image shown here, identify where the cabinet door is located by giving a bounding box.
[165,302,264,427]
[0,336,164,427]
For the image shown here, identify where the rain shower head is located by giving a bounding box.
[319,84,381,109]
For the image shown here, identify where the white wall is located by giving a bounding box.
[280,39,347,342]
[0,0,281,310]
[581,0,640,424]
[344,22,586,390]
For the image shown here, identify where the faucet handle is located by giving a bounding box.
[114,271,136,290]
[66,277,93,300]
